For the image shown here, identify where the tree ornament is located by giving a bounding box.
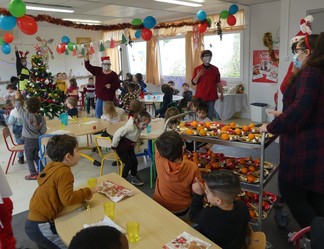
[99,42,105,52]
[121,34,127,44]
[89,43,95,55]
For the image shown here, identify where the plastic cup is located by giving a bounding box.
[87,178,97,188]
[59,113,68,126]
[126,221,140,243]
[147,95,151,100]
[146,124,152,134]
[104,202,115,220]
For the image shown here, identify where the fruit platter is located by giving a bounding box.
[184,151,274,184]
[236,191,277,220]
[177,121,273,144]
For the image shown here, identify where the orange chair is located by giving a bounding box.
[2,127,24,174]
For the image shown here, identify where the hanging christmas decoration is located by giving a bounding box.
[99,42,105,52]
[110,38,115,48]
[89,43,95,55]
[216,20,223,41]
[121,33,127,44]
[72,47,77,56]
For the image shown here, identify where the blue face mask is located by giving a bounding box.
[293,53,302,69]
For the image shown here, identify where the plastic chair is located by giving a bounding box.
[95,136,123,176]
[38,134,56,173]
[245,225,267,249]
[289,226,311,249]
[2,127,24,174]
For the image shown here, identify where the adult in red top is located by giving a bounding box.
[84,53,120,118]
[191,50,223,120]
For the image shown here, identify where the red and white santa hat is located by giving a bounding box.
[290,15,314,45]
[101,56,111,64]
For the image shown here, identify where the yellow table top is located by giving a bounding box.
[55,173,221,248]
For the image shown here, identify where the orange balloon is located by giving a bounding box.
[3,33,14,43]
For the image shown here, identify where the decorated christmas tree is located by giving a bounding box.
[25,54,66,119]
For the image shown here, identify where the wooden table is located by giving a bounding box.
[214,94,248,120]
[55,173,221,248]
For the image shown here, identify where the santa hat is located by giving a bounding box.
[290,15,314,45]
[101,56,111,64]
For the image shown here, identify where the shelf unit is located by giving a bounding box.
[165,112,278,230]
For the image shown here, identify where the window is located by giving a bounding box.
[127,41,147,75]
[204,32,241,78]
[159,37,186,85]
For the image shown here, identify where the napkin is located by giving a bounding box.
[83,215,126,234]
[49,130,72,134]
[83,120,98,125]
[163,232,211,249]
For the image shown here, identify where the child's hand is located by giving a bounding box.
[15,90,21,98]
[192,177,205,195]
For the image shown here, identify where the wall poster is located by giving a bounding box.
[252,50,279,83]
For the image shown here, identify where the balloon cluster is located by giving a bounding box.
[219,4,238,26]
[56,36,77,55]
[196,10,211,33]
[0,0,38,54]
[131,16,157,41]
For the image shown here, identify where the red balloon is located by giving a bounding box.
[56,43,66,54]
[198,22,208,33]
[227,15,237,26]
[3,33,14,43]
[141,28,152,41]
[17,15,38,35]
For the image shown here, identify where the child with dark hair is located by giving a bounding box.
[15,91,46,180]
[69,226,129,249]
[164,107,180,130]
[179,82,192,109]
[134,73,147,92]
[184,97,202,121]
[25,134,97,249]
[190,170,251,249]
[125,72,133,82]
[84,77,96,116]
[155,84,173,118]
[0,84,17,126]
[153,131,201,215]
[67,78,79,100]
[112,111,151,186]
[66,97,78,118]
[167,80,180,95]
[196,102,211,122]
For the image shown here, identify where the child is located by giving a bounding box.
[5,96,24,164]
[66,97,78,118]
[84,76,96,116]
[179,83,193,109]
[155,84,173,118]
[184,97,202,121]
[56,72,66,93]
[69,226,129,249]
[122,83,141,112]
[168,80,180,95]
[134,73,147,93]
[25,135,97,249]
[112,111,151,186]
[196,102,211,122]
[153,131,202,215]
[101,101,125,123]
[118,80,130,107]
[15,90,47,180]
[125,72,133,82]
[129,99,143,118]
[164,107,180,130]
[3,84,16,104]
[0,167,16,249]
[67,78,79,100]
[189,170,251,249]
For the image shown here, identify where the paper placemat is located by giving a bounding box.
[83,120,98,125]
[83,215,126,234]
[49,130,72,134]
[163,232,211,249]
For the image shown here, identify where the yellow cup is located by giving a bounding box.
[104,202,115,220]
[87,178,97,188]
[126,221,140,243]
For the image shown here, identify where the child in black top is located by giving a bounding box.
[190,170,251,249]
[155,84,173,118]
[66,97,78,117]
[179,83,193,109]
[167,80,180,95]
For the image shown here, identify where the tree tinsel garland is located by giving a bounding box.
[0,8,205,31]
[263,32,279,63]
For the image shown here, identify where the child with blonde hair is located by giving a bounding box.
[101,101,125,123]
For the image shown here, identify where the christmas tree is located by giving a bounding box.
[25,54,66,119]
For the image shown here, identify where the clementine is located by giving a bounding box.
[220,133,229,140]
[248,133,255,140]
[235,128,242,135]
[199,129,207,136]
[247,174,255,183]
[221,125,230,132]
[241,167,248,174]
[249,210,256,218]
[179,122,185,127]
[242,125,249,132]
[229,122,236,128]
[248,122,255,128]
[185,129,194,135]
[191,121,198,127]
[248,166,256,172]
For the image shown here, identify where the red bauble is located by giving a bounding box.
[141,28,152,41]
[227,15,237,26]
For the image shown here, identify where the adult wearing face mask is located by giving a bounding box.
[260,33,324,230]
[84,53,120,118]
[191,50,223,120]
[14,46,30,91]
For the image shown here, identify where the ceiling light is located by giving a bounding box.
[26,3,74,13]
[154,0,203,7]
[63,19,101,24]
